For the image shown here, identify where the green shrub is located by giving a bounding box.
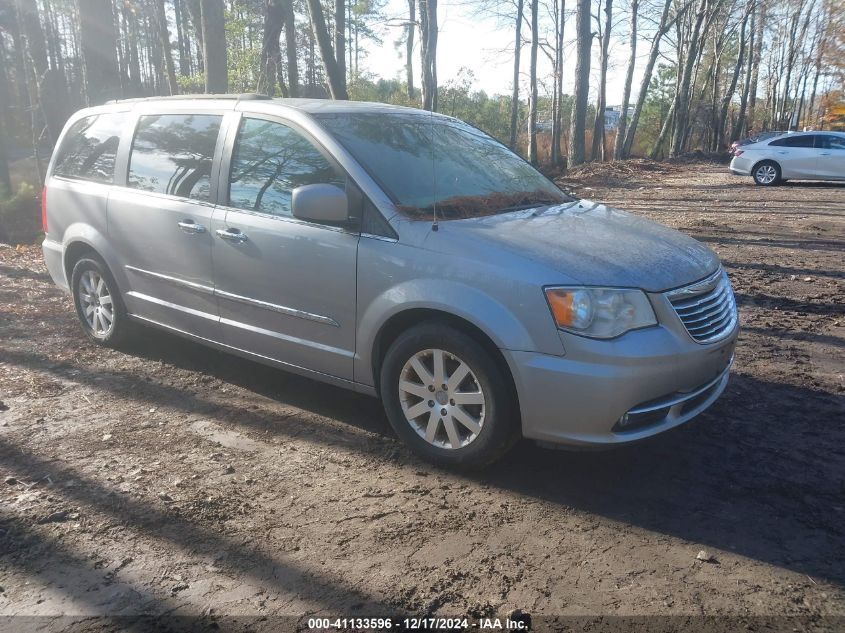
[0,183,41,245]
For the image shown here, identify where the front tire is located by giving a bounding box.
[71,256,131,346]
[752,161,781,186]
[380,322,519,468]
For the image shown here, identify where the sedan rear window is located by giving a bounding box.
[53,113,127,183]
[314,113,570,220]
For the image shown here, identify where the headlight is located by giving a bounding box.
[544,286,657,339]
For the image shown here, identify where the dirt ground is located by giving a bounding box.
[1,163,843,632]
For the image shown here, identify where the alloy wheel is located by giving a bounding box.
[398,348,486,450]
[755,164,777,184]
[78,270,114,337]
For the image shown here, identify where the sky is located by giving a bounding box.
[361,0,651,106]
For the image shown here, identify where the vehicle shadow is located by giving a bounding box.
[779,181,845,189]
[21,324,845,588]
[4,326,844,592]
[689,181,845,191]
[739,325,845,349]
[485,370,845,586]
[0,440,407,627]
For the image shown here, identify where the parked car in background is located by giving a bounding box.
[42,95,738,467]
[729,131,787,155]
[730,131,845,185]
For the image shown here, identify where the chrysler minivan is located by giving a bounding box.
[42,95,738,467]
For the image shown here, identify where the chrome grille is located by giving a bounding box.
[667,269,737,344]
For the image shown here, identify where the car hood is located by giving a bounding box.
[442,199,720,292]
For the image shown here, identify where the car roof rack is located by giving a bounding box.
[104,93,272,105]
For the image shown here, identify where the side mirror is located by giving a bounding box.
[291,184,349,224]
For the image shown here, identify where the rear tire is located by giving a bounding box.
[380,322,519,469]
[752,160,781,186]
[71,256,131,347]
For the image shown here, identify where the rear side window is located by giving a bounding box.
[53,113,126,183]
[128,114,223,200]
[769,135,816,148]
[228,117,344,217]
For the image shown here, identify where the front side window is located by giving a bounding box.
[128,114,222,200]
[228,117,344,217]
[53,113,127,183]
[314,112,570,220]
[819,135,845,150]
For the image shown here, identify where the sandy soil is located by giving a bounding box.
[1,163,843,631]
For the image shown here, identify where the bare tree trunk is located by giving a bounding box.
[0,121,10,192]
[669,0,707,158]
[16,0,69,144]
[747,0,763,131]
[258,0,284,96]
[307,10,315,89]
[184,0,205,71]
[78,0,121,104]
[715,4,750,150]
[807,8,826,130]
[419,0,438,110]
[613,0,637,160]
[551,0,565,165]
[334,0,346,83]
[200,0,227,93]
[0,43,11,192]
[305,0,348,99]
[708,30,724,151]
[794,62,811,130]
[508,0,524,150]
[733,0,755,141]
[174,0,190,75]
[406,0,415,100]
[8,16,30,116]
[124,1,142,92]
[591,0,612,161]
[651,99,675,159]
[622,0,679,158]
[779,3,809,129]
[15,0,49,83]
[568,0,591,167]
[281,0,298,96]
[155,0,179,95]
[528,0,539,164]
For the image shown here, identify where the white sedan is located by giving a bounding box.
[729,131,845,186]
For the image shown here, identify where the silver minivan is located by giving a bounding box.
[42,95,738,467]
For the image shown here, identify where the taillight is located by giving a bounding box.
[41,186,48,233]
[734,150,744,157]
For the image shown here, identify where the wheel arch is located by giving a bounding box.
[63,240,100,283]
[370,308,521,422]
[61,223,126,291]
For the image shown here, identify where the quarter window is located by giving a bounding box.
[128,114,223,200]
[228,118,344,217]
[53,113,127,183]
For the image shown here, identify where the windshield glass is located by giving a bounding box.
[313,112,571,220]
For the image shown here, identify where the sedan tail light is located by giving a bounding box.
[734,150,744,157]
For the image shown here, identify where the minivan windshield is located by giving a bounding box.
[314,113,571,220]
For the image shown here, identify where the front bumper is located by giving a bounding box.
[504,312,738,447]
